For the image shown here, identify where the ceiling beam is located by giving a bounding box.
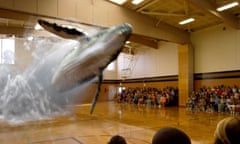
[140,11,186,17]
[188,0,240,29]
[0,8,164,49]
[0,26,160,49]
[136,0,159,12]
[129,33,161,49]
[0,7,189,46]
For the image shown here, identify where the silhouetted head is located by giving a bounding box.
[214,117,240,144]
[108,135,127,144]
[152,127,191,144]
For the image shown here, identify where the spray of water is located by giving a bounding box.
[0,37,92,124]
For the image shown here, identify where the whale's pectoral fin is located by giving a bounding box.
[90,70,103,114]
[38,19,86,39]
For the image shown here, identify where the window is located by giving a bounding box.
[0,38,15,64]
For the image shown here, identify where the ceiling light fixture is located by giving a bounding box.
[109,0,127,5]
[217,1,239,12]
[132,0,144,5]
[179,18,195,25]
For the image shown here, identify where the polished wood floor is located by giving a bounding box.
[0,101,239,144]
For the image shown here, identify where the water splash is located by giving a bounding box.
[0,37,88,124]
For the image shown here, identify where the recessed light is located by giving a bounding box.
[109,0,127,5]
[217,2,239,12]
[179,18,195,25]
[132,0,144,5]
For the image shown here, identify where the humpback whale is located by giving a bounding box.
[38,19,132,114]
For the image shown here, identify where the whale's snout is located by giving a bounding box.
[119,23,132,35]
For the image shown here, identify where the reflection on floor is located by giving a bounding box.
[0,101,239,144]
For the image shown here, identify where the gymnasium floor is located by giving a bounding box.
[0,101,237,144]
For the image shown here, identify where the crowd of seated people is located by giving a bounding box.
[186,85,240,114]
[117,86,178,107]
